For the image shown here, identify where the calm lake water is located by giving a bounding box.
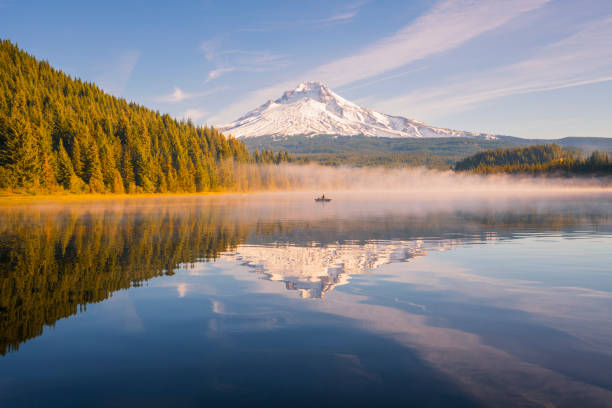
[1,192,612,407]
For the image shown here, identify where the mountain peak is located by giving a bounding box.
[294,81,328,92]
[278,81,337,105]
[220,83,494,139]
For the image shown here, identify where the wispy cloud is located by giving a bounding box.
[201,39,220,61]
[96,50,141,96]
[180,108,208,122]
[205,68,236,83]
[158,86,189,103]
[156,85,228,103]
[304,1,364,26]
[201,40,290,83]
[212,0,548,124]
[374,16,612,118]
[319,9,359,23]
[338,65,429,93]
[307,0,549,87]
[238,1,365,32]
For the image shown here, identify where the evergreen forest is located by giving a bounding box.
[455,144,612,175]
[0,40,292,194]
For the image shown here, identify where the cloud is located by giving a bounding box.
[201,39,220,61]
[201,40,290,82]
[320,9,359,23]
[201,3,367,84]
[374,16,612,118]
[306,2,365,26]
[307,0,549,87]
[238,1,365,32]
[338,65,429,93]
[205,67,236,83]
[211,0,548,124]
[96,50,141,96]
[181,108,208,122]
[157,86,188,103]
[156,85,229,103]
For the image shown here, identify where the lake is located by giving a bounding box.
[1,192,612,407]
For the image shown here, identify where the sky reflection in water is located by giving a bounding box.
[1,192,611,407]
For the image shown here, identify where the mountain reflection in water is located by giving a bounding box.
[225,240,443,299]
[1,192,611,407]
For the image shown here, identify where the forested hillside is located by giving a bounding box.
[0,40,293,194]
[243,134,516,168]
[455,144,612,175]
[242,135,612,169]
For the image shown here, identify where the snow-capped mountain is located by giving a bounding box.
[220,81,495,139]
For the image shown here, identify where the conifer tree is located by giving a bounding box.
[84,140,105,192]
[0,91,39,189]
[56,140,75,189]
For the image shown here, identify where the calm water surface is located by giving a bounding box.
[1,192,612,407]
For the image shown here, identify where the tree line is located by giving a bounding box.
[455,144,612,175]
[0,39,293,194]
[253,149,294,165]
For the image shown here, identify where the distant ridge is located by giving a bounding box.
[220,81,496,139]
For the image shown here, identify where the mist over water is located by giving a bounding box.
[242,163,612,195]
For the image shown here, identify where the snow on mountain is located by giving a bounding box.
[219,81,495,139]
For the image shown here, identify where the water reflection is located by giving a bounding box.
[1,194,610,354]
[0,201,249,354]
[1,193,611,406]
[225,240,443,298]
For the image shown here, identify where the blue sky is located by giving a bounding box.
[1,0,611,138]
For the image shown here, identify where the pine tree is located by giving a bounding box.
[100,143,117,188]
[111,169,125,194]
[83,140,105,192]
[120,148,135,191]
[0,90,39,189]
[56,140,75,189]
[40,152,57,191]
[71,137,83,177]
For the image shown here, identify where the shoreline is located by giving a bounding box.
[2,186,612,206]
[0,191,235,205]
